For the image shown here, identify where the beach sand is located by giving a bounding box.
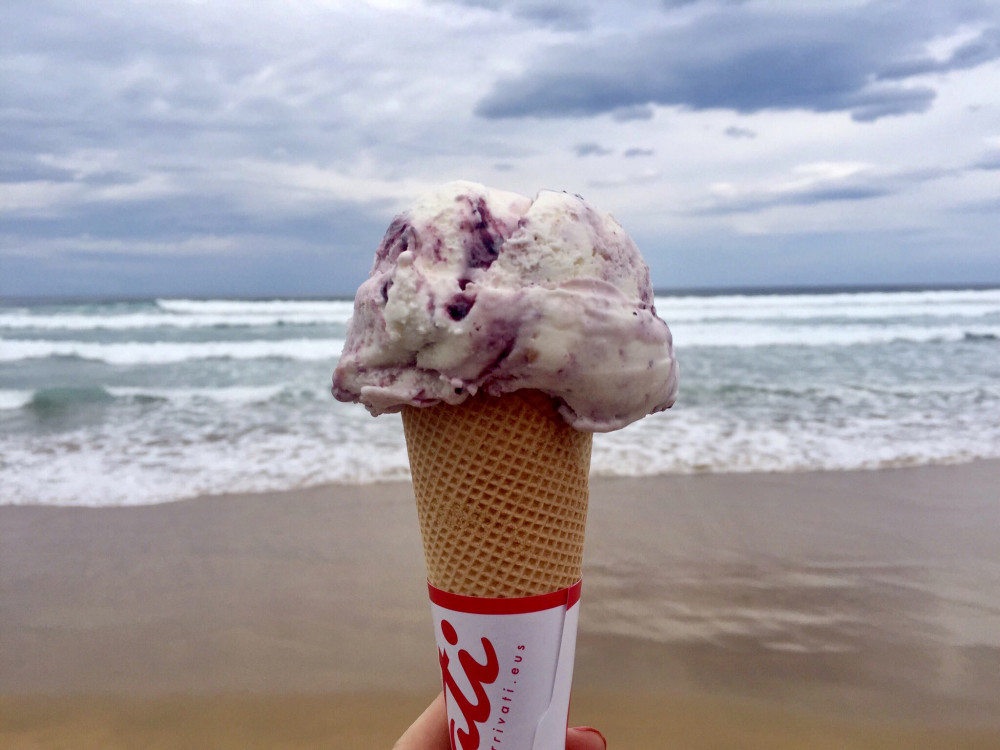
[2,462,1000,748]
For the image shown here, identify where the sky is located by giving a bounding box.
[2,0,999,298]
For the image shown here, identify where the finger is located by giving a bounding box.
[567,726,608,750]
[393,692,450,750]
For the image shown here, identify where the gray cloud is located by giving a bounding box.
[2,0,998,296]
[661,0,749,7]
[476,1,1000,122]
[972,151,1000,170]
[0,155,75,183]
[432,0,593,29]
[877,26,1000,79]
[685,165,957,216]
[690,184,894,217]
[0,5,356,178]
[1,189,389,297]
[574,142,613,156]
[725,126,756,139]
[951,196,1000,214]
[588,169,663,189]
[612,105,656,121]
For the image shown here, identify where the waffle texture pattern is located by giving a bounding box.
[402,390,592,597]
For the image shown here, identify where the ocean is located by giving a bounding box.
[2,288,999,507]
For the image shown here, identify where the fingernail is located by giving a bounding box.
[574,726,607,749]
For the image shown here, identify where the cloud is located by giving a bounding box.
[951,196,1000,213]
[612,105,655,121]
[475,1,1000,122]
[724,126,756,139]
[574,142,613,156]
[3,234,242,260]
[587,169,662,189]
[662,0,750,7]
[683,162,956,216]
[1,149,180,217]
[877,26,1000,79]
[971,151,1000,170]
[1,229,380,297]
[431,0,593,29]
[3,0,999,295]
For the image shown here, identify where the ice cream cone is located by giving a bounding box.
[402,389,592,598]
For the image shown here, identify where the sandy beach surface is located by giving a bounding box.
[3,462,1000,748]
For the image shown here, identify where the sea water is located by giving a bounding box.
[2,288,999,506]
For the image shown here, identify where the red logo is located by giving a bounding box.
[438,619,500,750]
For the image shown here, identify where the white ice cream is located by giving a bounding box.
[332,180,677,432]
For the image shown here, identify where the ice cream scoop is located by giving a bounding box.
[332,180,677,432]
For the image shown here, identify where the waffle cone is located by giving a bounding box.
[402,390,592,598]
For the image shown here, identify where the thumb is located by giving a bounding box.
[393,693,450,750]
[567,726,607,750]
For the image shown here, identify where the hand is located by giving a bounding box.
[394,692,606,750]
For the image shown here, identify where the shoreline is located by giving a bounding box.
[3,461,1000,748]
[4,455,998,510]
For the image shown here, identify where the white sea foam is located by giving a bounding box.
[655,288,1000,324]
[589,407,1000,477]
[0,385,319,410]
[0,389,34,410]
[3,323,997,365]
[669,322,1000,348]
[0,311,349,330]
[107,385,299,404]
[0,299,355,331]
[155,298,355,316]
[0,338,345,364]
[0,404,411,506]
[5,290,998,331]
[3,396,998,506]
[656,288,1000,311]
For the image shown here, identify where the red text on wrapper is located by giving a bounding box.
[489,645,526,748]
[438,619,499,750]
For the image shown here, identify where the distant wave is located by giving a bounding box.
[0,384,326,411]
[656,288,1000,322]
[107,385,308,405]
[26,386,115,413]
[3,322,997,363]
[0,312,348,330]
[0,338,345,364]
[0,389,34,410]
[669,322,1000,348]
[0,299,355,331]
[3,290,998,331]
[4,380,993,415]
[1,387,128,412]
[659,302,1000,323]
[658,288,1000,307]
[155,299,355,315]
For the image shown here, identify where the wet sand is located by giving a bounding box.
[2,462,1000,748]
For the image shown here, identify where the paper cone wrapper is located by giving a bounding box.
[401,389,592,598]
